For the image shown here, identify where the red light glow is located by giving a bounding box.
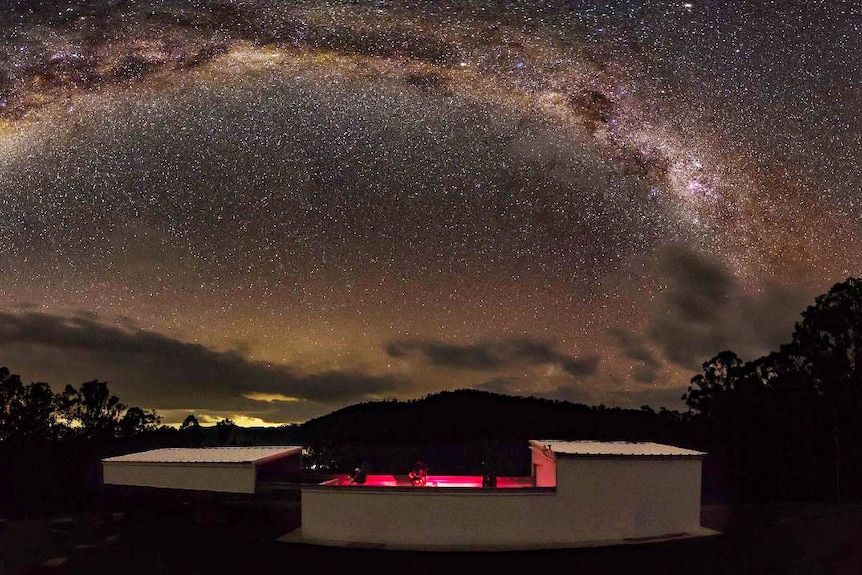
[333,474,536,488]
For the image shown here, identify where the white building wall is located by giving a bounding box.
[301,457,703,549]
[102,462,257,494]
[554,457,703,541]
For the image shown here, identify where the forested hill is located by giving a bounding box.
[237,389,695,478]
[293,389,688,445]
[240,389,697,462]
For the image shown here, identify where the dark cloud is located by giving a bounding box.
[0,312,401,422]
[560,355,600,377]
[646,246,813,370]
[568,90,616,135]
[386,339,499,369]
[663,246,735,323]
[608,328,660,383]
[385,336,599,376]
[608,328,660,367]
[631,365,659,384]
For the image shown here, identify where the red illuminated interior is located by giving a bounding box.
[330,474,536,488]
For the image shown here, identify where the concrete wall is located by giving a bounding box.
[102,462,257,494]
[300,456,703,549]
[301,488,557,548]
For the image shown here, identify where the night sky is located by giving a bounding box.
[1,1,859,426]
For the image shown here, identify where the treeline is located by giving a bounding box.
[0,371,260,450]
[681,277,862,503]
[0,372,269,517]
[0,373,161,445]
[0,366,310,518]
[0,375,169,518]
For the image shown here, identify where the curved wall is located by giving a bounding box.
[300,457,704,550]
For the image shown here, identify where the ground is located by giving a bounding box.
[3,501,862,574]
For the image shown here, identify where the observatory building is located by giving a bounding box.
[102,440,716,551]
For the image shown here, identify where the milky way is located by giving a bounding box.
[0,1,859,425]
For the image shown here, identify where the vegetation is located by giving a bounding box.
[682,277,862,503]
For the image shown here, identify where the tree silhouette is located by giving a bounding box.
[117,406,161,438]
[59,380,126,441]
[676,277,862,502]
[180,413,205,447]
[0,367,25,443]
[0,368,169,518]
[1,369,164,445]
[0,368,57,443]
[216,418,237,445]
[788,277,862,502]
[682,350,744,416]
[180,413,200,429]
[792,277,862,397]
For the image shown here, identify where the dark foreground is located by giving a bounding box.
[4,500,862,575]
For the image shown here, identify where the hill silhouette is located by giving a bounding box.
[237,389,693,477]
[297,388,685,443]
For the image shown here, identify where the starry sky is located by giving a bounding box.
[0,0,859,426]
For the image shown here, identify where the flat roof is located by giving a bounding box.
[102,446,303,464]
[530,440,706,457]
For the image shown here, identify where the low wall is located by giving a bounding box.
[301,487,556,549]
[300,458,705,549]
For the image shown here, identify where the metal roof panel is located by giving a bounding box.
[530,440,706,457]
[102,446,302,464]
